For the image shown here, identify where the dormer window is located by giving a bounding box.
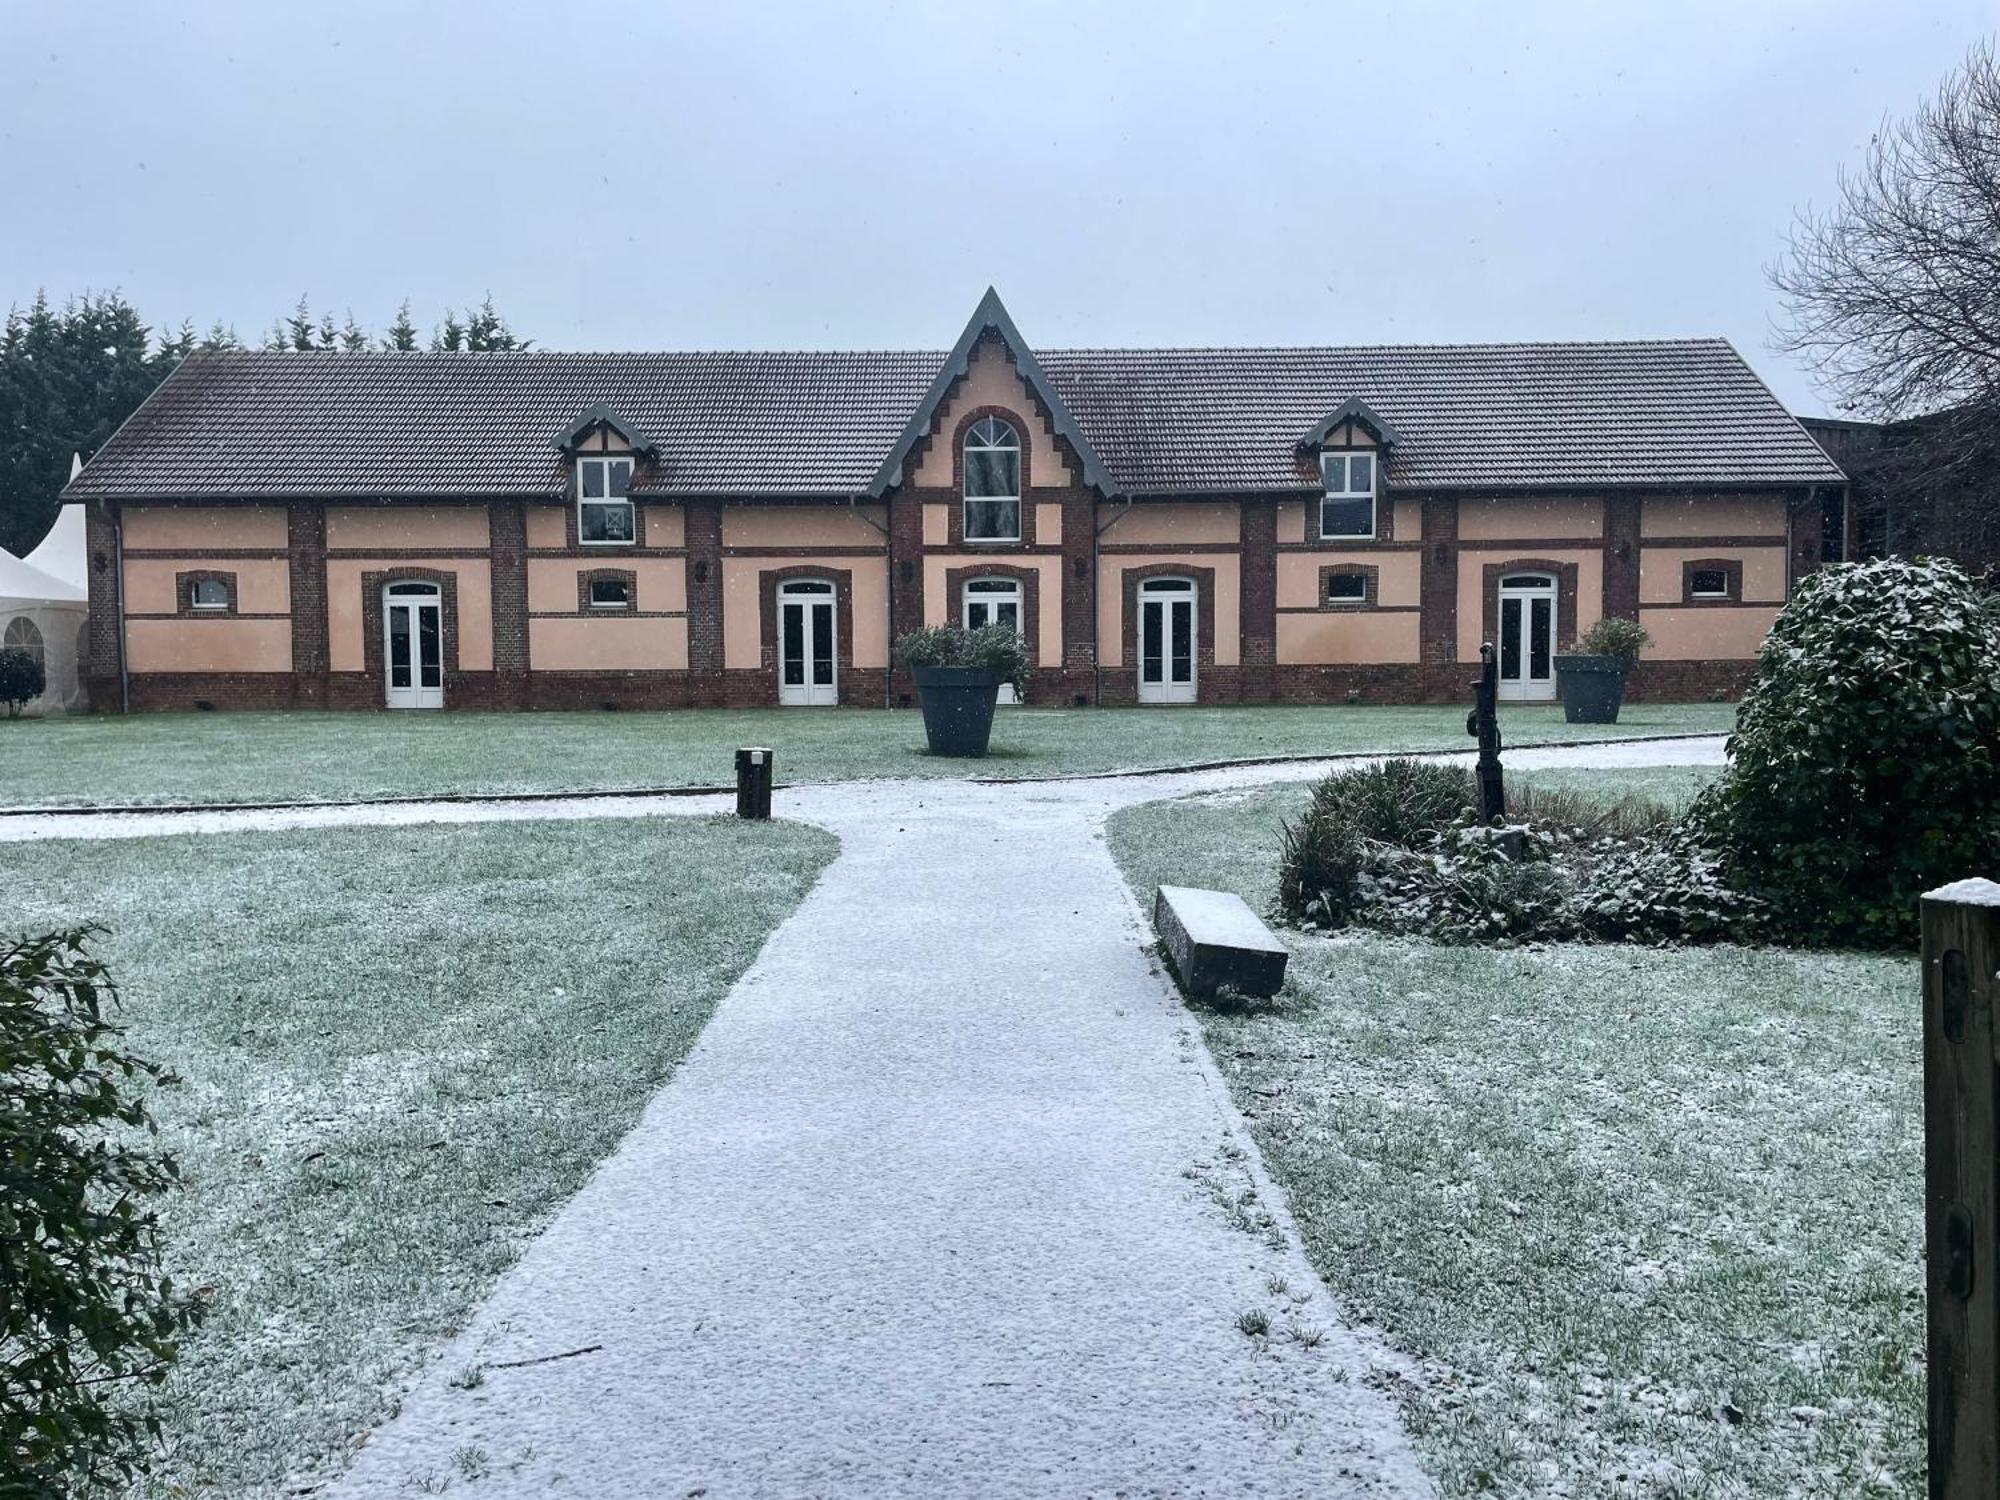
[963,416,1021,542]
[1319,451,1376,539]
[578,456,635,545]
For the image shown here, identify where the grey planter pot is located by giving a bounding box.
[913,665,1003,756]
[1555,654,1632,724]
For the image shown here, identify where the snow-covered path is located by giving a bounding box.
[7,737,1725,1497]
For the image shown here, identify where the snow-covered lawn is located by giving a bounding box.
[0,701,1737,809]
[0,815,836,1497]
[1108,773,1923,1497]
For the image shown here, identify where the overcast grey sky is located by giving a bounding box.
[1,1,1990,414]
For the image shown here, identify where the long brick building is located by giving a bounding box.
[64,290,1844,711]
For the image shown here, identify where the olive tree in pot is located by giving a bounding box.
[899,623,1030,756]
[1554,617,1651,724]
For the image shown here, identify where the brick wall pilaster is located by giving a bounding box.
[1788,487,1825,591]
[489,501,529,707]
[684,501,724,696]
[287,503,329,707]
[887,491,925,702]
[1604,495,1641,622]
[1239,501,1276,701]
[1419,495,1459,696]
[84,500,123,710]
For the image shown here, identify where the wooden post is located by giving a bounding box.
[1465,641,1505,821]
[734,747,773,820]
[1923,877,2000,1498]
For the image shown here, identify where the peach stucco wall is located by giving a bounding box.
[125,557,292,615]
[922,505,949,546]
[1034,502,1064,546]
[1457,497,1604,541]
[1640,606,1779,659]
[1277,611,1422,665]
[1640,546,1786,605]
[1455,548,1603,662]
[123,505,288,550]
[326,558,493,672]
[1276,501,1308,545]
[1097,554,1241,668]
[720,556,887,671]
[325,506,490,550]
[126,618,292,673]
[529,617,689,671]
[1103,502,1242,546]
[907,342,1075,490]
[1276,551,1421,610]
[721,504,884,549]
[527,558,687,615]
[1641,495,1787,538]
[526,507,568,549]
[921,553,1063,668]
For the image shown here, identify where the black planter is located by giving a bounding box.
[1555,654,1632,724]
[913,665,1003,756]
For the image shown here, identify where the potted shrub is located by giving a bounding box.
[898,623,1029,757]
[1555,617,1651,724]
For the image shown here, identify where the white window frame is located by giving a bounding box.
[577,455,636,546]
[188,578,231,612]
[1318,451,1377,540]
[962,416,1022,543]
[1689,568,1732,600]
[588,577,633,610]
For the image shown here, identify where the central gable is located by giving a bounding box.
[905,334,1078,491]
[867,288,1115,499]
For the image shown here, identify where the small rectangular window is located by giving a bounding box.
[588,578,633,610]
[188,578,230,611]
[1325,572,1369,603]
[578,457,635,544]
[1690,568,1731,599]
[1319,451,1377,539]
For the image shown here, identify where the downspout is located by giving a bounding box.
[850,496,893,707]
[1092,494,1135,706]
[113,504,130,715]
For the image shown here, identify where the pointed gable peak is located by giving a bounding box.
[867,289,1115,498]
[553,402,657,454]
[1301,397,1398,450]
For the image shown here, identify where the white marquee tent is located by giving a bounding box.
[2,465,90,713]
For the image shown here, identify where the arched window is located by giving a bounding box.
[3,616,44,668]
[963,416,1021,542]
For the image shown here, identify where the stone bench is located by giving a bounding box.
[1153,885,1289,999]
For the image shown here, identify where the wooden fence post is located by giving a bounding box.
[1923,877,2000,1498]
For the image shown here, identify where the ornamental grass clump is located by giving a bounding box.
[2,928,200,1495]
[1689,557,2000,948]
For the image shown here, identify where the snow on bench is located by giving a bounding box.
[1153,884,1288,999]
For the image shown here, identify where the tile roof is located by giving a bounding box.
[67,338,1841,503]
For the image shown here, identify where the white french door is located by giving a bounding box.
[962,577,1023,705]
[383,582,444,709]
[778,579,838,706]
[1137,577,1197,704]
[1496,573,1557,702]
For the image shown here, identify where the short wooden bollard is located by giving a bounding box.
[1923,876,2000,1498]
[734,747,773,820]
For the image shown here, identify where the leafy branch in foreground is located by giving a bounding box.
[1,928,199,1496]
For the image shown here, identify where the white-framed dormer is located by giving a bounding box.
[551,403,657,549]
[1301,398,1396,543]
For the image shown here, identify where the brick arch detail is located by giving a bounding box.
[1478,558,1580,655]
[943,563,1042,665]
[361,567,462,701]
[1120,562,1219,680]
[757,565,856,701]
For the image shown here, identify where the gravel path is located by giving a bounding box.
[9,737,1726,1496]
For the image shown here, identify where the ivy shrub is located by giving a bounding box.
[0,645,44,717]
[895,623,1030,696]
[1691,557,2000,947]
[2,928,199,1495]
